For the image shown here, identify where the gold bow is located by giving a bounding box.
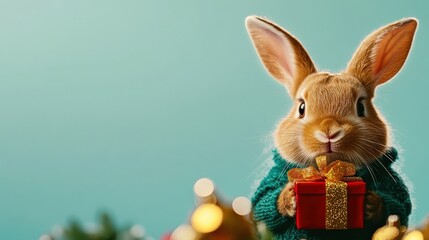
[287,156,356,182]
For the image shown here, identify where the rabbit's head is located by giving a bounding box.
[245,16,417,166]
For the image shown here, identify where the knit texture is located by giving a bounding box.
[251,147,411,240]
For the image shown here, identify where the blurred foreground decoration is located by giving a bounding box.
[40,212,151,240]
[168,178,429,240]
[165,177,261,240]
[372,214,429,240]
[42,178,429,240]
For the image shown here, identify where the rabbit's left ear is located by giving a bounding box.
[347,18,418,90]
[245,16,316,97]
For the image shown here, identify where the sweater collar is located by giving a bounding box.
[272,147,398,170]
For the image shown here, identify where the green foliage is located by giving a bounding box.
[43,212,149,240]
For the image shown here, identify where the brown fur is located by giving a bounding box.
[245,16,417,218]
[274,72,388,167]
[365,191,385,224]
[277,182,296,217]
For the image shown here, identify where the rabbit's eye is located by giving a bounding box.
[298,101,305,118]
[357,98,365,117]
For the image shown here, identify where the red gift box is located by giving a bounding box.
[294,180,366,229]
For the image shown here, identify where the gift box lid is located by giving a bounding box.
[295,180,366,195]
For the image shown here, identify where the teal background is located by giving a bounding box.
[0,0,428,239]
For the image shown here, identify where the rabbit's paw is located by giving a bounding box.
[365,191,384,224]
[277,182,296,217]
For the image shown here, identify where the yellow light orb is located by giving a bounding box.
[191,204,223,233]
[403,230,424,240]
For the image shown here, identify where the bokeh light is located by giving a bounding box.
[191,204,223,233]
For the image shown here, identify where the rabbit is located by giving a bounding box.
[245,16,417,240]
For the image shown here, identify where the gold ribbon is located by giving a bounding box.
[288,156,356,229]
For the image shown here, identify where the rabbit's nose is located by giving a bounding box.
[315,118,345,143]
[327,128,345,142]
[314,128,345,143]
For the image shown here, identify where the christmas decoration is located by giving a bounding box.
[40,212,151,240]
[371,214,429,240]
[400,214,429,240]
[372,215,407,240]
[167,178,258,240]
[289,156,366,229]
[41,178,429,240]
[416,216,429,239]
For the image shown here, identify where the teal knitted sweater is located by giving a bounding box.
[251,148,411,240]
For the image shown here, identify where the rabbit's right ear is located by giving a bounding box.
[245,16,316,97]
[346,18,418,91]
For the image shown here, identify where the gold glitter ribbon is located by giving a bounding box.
[325,180,348,229]
[288,156,356,229]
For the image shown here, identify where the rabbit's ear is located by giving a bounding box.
[347,18,418,90]
[246,16,316,97]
